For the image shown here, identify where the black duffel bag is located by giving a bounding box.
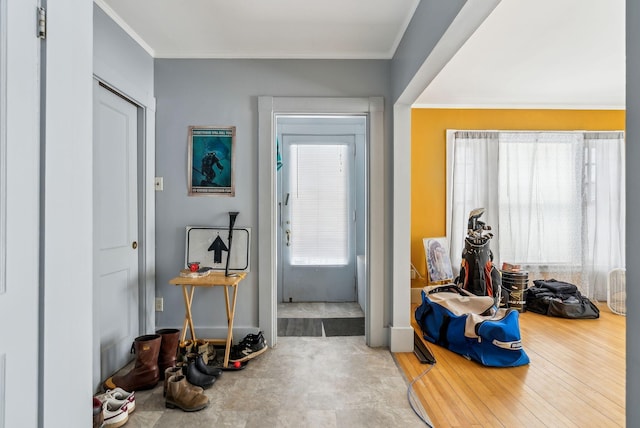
[525,279,599,319]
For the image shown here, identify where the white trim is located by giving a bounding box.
[257,96,277,349]
[0,0,6,295]
[43,1,93,422]
[368,97,386,347]
[153,51,397,60]
[142,98,156,336]
[0,353,4,428]
[390,103,412,352]
[258,96,385,348]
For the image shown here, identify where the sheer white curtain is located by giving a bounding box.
[446,131,500,275]
[446,130,625,299]
[498,132,584,291]
[583,132,626,299]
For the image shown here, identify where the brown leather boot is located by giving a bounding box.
[103,334,161,391]
[165,374,209,412]
[156,328,180,379]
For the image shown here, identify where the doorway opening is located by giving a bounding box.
[257,96,386,348]
[275,115,366,338]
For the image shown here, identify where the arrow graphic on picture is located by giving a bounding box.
[208,235,228,264]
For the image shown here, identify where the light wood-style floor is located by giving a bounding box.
[395,303,625,427]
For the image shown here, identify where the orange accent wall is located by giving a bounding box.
[410,108,625,278]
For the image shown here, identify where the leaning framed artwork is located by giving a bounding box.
[188,126,236,196]
[423,237,454,284]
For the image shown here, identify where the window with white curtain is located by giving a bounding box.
[446,131,625,299]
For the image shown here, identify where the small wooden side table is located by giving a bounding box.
[169,271,247,368]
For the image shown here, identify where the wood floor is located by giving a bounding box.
[395,302,625,427]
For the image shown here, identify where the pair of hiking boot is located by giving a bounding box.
[103,329,181,392]
[163,360,216,412]
[166,353,222,391]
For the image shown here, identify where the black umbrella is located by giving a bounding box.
[225,211,239,277]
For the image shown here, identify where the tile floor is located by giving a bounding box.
[117,303,428,427]
[277,302,364,319]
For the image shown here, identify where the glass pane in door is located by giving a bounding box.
[289,144,350,265]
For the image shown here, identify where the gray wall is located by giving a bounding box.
[390,0,466,103]
[93,4,156,390]
[154,59,391,336]
[93,6,154,104]
[626,1,638,425]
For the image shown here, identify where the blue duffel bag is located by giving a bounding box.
[415,284,530,367]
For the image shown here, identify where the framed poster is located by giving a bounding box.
[188,126,235,196]
[423,237,454,284]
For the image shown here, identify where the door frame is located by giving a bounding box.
[258,96,385,348]
[0,0,40,425]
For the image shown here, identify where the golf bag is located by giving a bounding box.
[455,208,502,306]
[415,285,529,367]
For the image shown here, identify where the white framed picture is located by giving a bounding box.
[423,237,454,284]
[185,226,251,272]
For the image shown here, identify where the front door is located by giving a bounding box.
[281,134,356,302]
[93,81,140,387]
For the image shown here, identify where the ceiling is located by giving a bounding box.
[97,0,625,109]
[96,0,419,59]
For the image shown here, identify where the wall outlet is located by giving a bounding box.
[154,177,164,191]
[155,297,164,311]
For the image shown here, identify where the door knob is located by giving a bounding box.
[132,241,138,249]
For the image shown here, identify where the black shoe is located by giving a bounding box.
[181,361,216,388]
[187,352,223,377]
[229,331,268,363]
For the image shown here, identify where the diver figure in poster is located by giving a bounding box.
[201,151,224,186]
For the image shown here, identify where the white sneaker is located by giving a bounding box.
[101,387,135,413]
[107,387,136,414]
[102,398,129,428]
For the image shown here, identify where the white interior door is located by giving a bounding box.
[281,135,356,302]
[93,81,139,386]
[0,0,40,426]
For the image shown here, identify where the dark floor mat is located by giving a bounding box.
[322,317,365,337]
[278,318,323,337]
